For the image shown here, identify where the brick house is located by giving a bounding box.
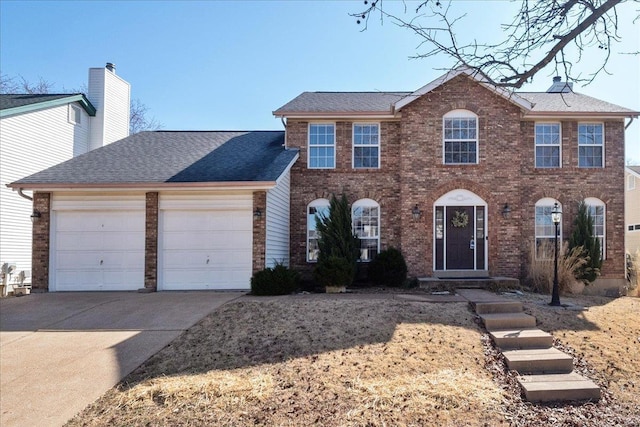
[274,68,638,293]
[8,68,638,293]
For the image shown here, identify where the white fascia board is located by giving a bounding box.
[7,181,278,192]
[273,112,398,120]
[627,167,640,179]
[274,152,300,185]
[522,113,634,120]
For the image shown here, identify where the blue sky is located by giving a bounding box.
[2,0,638,162]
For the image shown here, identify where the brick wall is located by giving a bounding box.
[144,192,158,291]
[31,192,50,291]
[287,74,626,281]
[253,191,267,273]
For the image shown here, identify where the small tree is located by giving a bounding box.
[569,201,602,283]
[315,194,360,287]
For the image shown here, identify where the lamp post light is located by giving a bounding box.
[550,202,562,306]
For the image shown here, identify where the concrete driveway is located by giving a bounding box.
[0,291,243,427]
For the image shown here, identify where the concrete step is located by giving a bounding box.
[490,329,554,350]
[475,301,523,314]
[479,312,537,331]
[503,348,573,374]
[518,373,601,402]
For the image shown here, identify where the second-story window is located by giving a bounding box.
[353,124,380,168]
[443,110,478,164]
[308,124,335,169]
[535,123,561,168]
[578,123,604,168]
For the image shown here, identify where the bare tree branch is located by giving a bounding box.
[352,0,637,88]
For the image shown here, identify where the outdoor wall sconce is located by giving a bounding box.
[502,203,512,219]
[30,210,41,223]
[253,207,262,220]
[411,204,422,220]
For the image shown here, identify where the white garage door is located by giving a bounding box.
[53,209,145,291]
[160,208,252,290]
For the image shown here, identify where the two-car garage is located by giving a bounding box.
[50,194,253,292]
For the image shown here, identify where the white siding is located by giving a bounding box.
[88,67,130,150]
[265,170,291,267]
[0,104,91,280]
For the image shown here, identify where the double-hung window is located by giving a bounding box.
[307,199,330,262]
[352,199,380,262]
[535,123,561,168]
[353,124,380,168]
[443,110,478,164]
[578,123,604,168]
[308,124,335,169]
[535,198,562,259]
[585,197,606,259]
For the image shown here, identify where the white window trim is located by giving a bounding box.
[352,198,380,262]
[352,122,381,169]
[306,199,330,262]
[535,198,562,259]
[585,197,606,260]
[534,122,562,169]
[442,109,479,165]
[308,122,336,169]
[68,104,82,125]
[578,122,605,168]
[628,174,636,191]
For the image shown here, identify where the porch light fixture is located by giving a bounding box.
[253,207,262,220]
[411,204,422,220]
[502,203,511,219]
[550,202,562,306]
[30,210,41,223]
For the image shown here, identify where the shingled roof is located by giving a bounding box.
[10,131,298,188]
[273,68,638,118]
[0,93,96,117]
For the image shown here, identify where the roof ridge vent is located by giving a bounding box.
[547,76,573,93]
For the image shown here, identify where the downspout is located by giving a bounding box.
[281,117,287,149]
[16,188,33,201]
[625,116,635,130]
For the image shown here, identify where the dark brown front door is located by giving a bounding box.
[446,206,475,269]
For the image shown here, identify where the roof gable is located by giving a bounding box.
[0,94,96,118]
[394,67,534,111]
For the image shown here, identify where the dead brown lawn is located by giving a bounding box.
[66,292,639,426]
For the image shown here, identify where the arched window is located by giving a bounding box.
[307,199,330,262]
[535,198,562,259]
[352,199,380,262]
[585,197,606,259]
[443,110,478,164]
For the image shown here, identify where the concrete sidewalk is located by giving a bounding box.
[0,291,243,427]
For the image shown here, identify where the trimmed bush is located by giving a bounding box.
[251,264,300,296]
[313,256,353,289]
[368,247,408,287]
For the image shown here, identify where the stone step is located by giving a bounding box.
[503,348,573,374]
[475,301,523,314]
[479,312,537,331]
[490,329,554,350]
[518,373,601,402]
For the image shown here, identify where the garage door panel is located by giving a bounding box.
[160,208,252,290]
[53,209,144,291]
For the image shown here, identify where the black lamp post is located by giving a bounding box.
[549,202,562,306]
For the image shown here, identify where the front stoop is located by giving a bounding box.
[518,373,601,402]
[469,298,601,403]
[502,348,574,374]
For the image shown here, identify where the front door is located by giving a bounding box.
[446,206,474,269]
[434,203,486,273]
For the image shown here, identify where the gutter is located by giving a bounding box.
[625,116,635,130]
[6,181,279,193]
